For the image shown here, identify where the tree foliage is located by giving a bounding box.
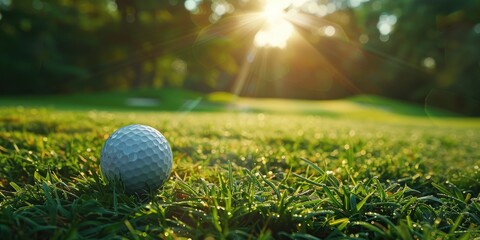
[353,0,480,114]
[0,0,479,114]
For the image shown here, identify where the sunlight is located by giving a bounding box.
[254,19,293,49]
[261,0,289,23]
[216,0,359,97]
[254,0,294,49]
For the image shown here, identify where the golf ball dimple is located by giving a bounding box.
[100,124,173,193]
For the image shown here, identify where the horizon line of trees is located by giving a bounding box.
[0,0,479,115]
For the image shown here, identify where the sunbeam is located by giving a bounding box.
[233,47,257,96]
[195,0,409,100]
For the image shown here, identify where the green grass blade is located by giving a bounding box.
[9,182,22,192]
[323,186,342,209]
[431,182,452,196]
[418,195,443,204]
[449,213,465,234]
[293,173,325,188]
[124,220,139,240]
[373,178,386,201]
[300,157,325,175]
[330,218,349,230]
[228,161,233,191]
[259,172,280,199]
[244,169,265,191]
[351,221,386,237]
[175,176,199,197]
[356,191,374,212]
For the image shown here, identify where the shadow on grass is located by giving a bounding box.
[349,95,460,118]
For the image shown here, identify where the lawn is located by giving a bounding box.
[0,93,479,239]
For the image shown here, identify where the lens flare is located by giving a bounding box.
[254,19,294,49]
[194,0,364,98]
[261,0,289,23]
[254,0,294,49]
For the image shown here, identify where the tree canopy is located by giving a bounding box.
[0,0,479,115]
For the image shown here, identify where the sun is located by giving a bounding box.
[261,0,287,23]
[254,0,294,49]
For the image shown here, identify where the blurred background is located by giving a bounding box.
[0,0,479,115]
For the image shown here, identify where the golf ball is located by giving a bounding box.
[100,124,173,193]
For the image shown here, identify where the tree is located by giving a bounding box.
[0,0,115,94]
[1,0,478,114]
[352,0,480,114]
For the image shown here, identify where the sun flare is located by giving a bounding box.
[261,0,288,23]
[254,0,294,49]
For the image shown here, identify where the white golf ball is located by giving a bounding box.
[100,124,173,193]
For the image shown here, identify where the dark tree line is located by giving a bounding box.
[0,0,479,115]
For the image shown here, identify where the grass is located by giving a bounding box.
[0,88,203,111]
[0,88,460,117]
[0,93,479,239]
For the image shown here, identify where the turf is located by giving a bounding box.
[0,98,479,239]
[0,88,203,111]
[0,88,459,117]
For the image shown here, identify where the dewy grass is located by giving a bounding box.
[0,107,479,239]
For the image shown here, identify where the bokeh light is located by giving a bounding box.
[377,13,397,36]
[423,57,436,70]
